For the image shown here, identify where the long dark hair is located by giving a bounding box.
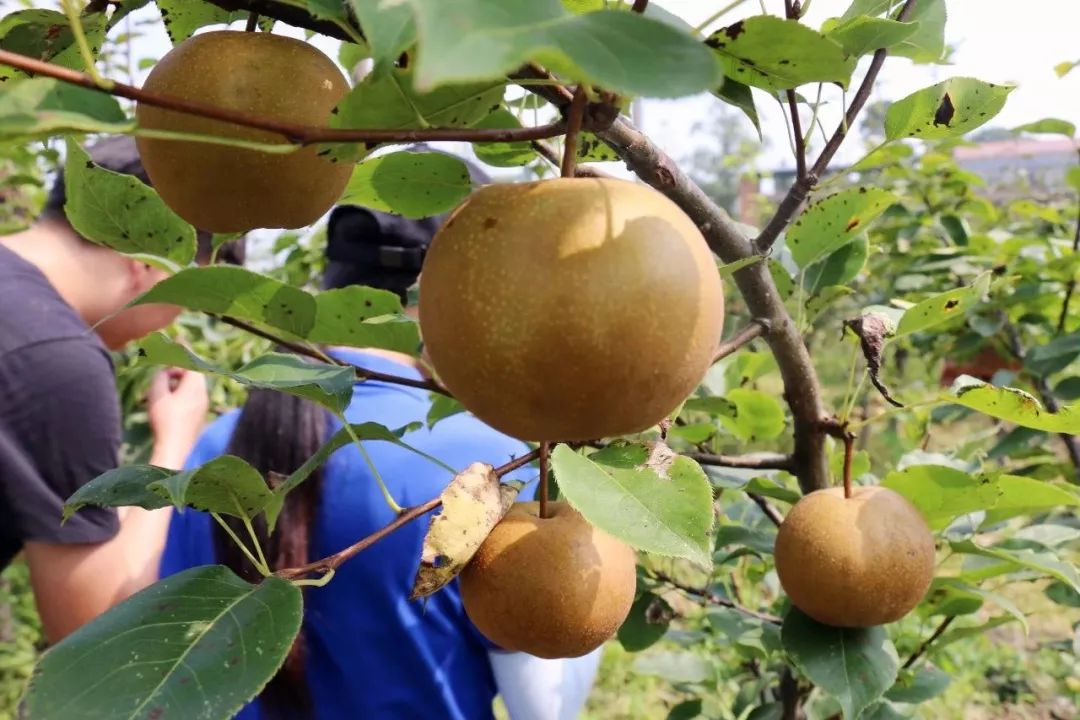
[216,390,328,718]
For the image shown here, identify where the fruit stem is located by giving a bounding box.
[539,442,551,519]
[842,432,854,499]
[245,12,260,32]
[560,86,588,178]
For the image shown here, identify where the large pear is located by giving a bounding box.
[460,501,636,659]
[136,31,352,232]
[419,178,724,442]
[774,486,936,627]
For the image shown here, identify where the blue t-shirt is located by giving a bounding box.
[159,350,534,720]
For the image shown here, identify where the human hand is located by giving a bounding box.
[147,368,208,467]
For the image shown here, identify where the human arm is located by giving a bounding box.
[489,648,603,720]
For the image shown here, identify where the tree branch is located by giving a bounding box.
[754,0,920,254]
[0,49,568,146]
[686,451,792,471]
[787,90,807,182]
[218,315,451,395]
[531,140,612,178]
[277,449,540,580]
[748,492,784,526]
[1058,167,1080,333]
[902,616,954,670]
[713,320,768,363]
[650,571,782,624]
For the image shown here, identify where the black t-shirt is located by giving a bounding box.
[0,243,121,570]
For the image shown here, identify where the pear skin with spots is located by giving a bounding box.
[775,486,936,627]
[419,178,724,442]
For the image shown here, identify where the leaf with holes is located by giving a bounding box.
[946,378,1080,435]
[706,17,856,92]
[825,17,918,57]
[339,151,473,218]
[551,443,713,567]
[311,286,419,353]
[156,0,250,43]
[411,463,522,600]
[0,78,133,139]
[782,607,899,719]
[25,566,301,720]
[132,266,317,337]
[619,592,674,652]
[885,78,1014,141]
[787,187,895,268]
[137,332,356,413]
[64,466,174,520]
[894,272,991,337]
[152,455,273,518]
[405,0,720,97]
[65,141,195,264]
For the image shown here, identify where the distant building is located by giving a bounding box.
[952,137,1077,199]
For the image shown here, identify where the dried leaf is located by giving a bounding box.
[410,463,523,600]
[845,313,903,408]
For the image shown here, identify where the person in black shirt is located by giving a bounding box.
[0,136,241,642]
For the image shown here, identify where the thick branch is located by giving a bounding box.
[754,0,920,253]
[277,449,540,580]
[218,315,450,395]
[650,571,782,624]
[0,49,567,146]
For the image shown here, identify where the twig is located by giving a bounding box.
[539,442,551,519]
[686,452,792,471]
[650,571,781,624]
[277,450,540,580]
[787,90,807,182]
[531,140,612,178]
[217,315,451,395]
[1058,172,1080,333]
[0,49,569,147]
[902,616,955,670]
[747,493,784,527]
[779,667,803,720]
[244,12,260,32]
[631,0,649,12]
[561,86,588,178]
[713,320,768,363]
[842,432,854,499]
[754,0,920,253]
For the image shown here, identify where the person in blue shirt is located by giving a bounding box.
[158,200,552,720]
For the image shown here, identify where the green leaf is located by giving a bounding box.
[472,108,538,167]
[137,332,356,413]
[339,151,473,218]
[133,266,315,335]
[981,475,1080,527]
[1025,332,1080,378]
[718,388,787,442]
[0,78,133,139]
[65,141,196,264]
[156,0,258,43]
[707,17,856,92]
[715,78,761,136]
[886,665,951,704]
[63,466,174,520]
[1012,117,1076,138]
[881,465,1001,530]
[427,393,466,428]
[714,523,776,557]
[618,591,673,652]
[1056,60,1080,78]
[803,237,868,294]
[708,607,780,660]
[806,286,855,324]
[782,608,899,719]
[0,9,105,78]
[745,476,801,505]
[26,566,302,720]
[826,17,918,57]
[945,378,1080,435]
[1045,581,1080,608]
[310,286,419,354]
[330,64,504,161]
[154,456,273,518]
[894,272,991,337]
[406,0,721,98]
[667,699,704,720]
[935,579,1029,633]
[577,132,619,163]
[632,650,713,684]
[889,0,946,63]
[860,701,908,720]
[787,188,896,268]
[551,443,714,567]
[951,539,1080,594]
[349,0,417,74]
[848,143,913,172]
[885,77,1014,141]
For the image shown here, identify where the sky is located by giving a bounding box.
[109,0,1080,175]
